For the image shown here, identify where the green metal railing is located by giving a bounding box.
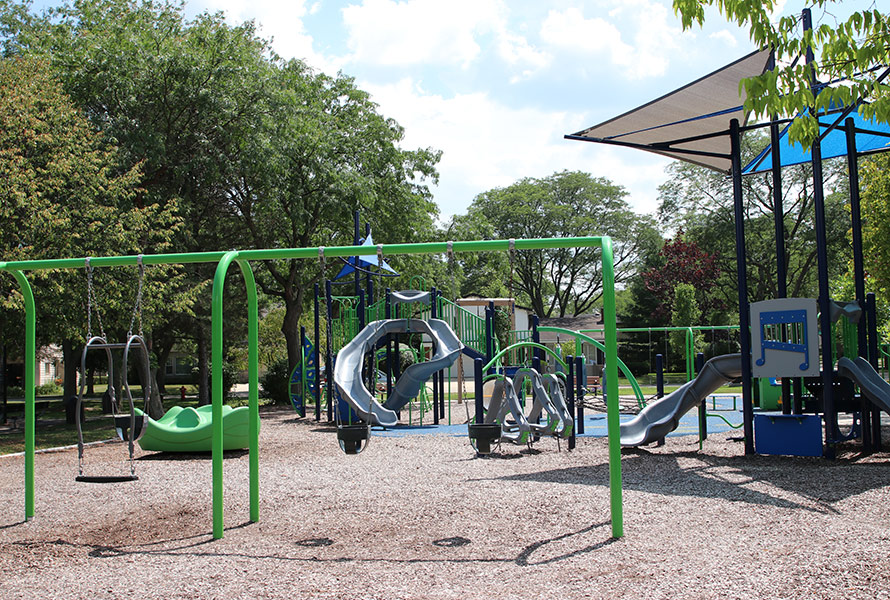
[581,325,740,383]
[438,297,487,357]
[538,327,646,408]
[0,236,624,540]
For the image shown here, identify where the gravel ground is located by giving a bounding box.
[2,407,890,599]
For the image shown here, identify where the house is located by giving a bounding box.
[2,344,63,391]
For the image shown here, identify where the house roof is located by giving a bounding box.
[538,312,605,343]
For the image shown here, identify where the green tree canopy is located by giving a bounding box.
[454,170,660,318]
[673,1,889,148]
[860,153,890,338]
[657,132,849,305]
[0,55,179,410]
[0,0,442,384]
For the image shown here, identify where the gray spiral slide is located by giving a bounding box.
[620,354,742,447]
[837,356,890,414]
[333,318,462,427]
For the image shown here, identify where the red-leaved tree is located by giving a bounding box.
[643,231,725,322]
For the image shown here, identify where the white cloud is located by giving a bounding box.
[540,1,682,80]
[339,0,550,80]
[709,29,738,47]
[341,0,504,69]
[361,78,667,219]
[497,31,552,83]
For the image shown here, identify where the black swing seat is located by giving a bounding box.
[337,424,370,455]
[75,474,138,483]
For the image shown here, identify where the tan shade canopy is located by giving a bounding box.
[567,49,773,173]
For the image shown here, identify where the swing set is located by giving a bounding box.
[0,236,624,540]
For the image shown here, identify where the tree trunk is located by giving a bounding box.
[197,326,209,406]
[146,367,165,419]
[87,367,95,395]
[282,300,303,376]
[61,338,79,400]
[153,336,175,395]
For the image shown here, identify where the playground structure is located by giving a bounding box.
[281,218,630,452]
[0,235,624,540]
[567,9,890,457]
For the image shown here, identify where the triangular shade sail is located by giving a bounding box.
[333,231,399,280]
[567,49,773,173]
[742,108,890,175]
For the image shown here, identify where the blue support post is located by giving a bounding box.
[325,279,334,422]
[655,354,664,399]
[731,118,755,455]
[474,358,484,425]
[696,352,706,441]
[385,288,393,397]
[299,326,307,418]
[575,355,585,435]
[567,356,576,450]
[431,287,439,425]
[314,283,321,422]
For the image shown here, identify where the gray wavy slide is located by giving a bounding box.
[333,318,462,427]
[837,356,890,414]
[620,354,742,447]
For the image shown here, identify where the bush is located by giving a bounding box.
[35,382,63,396]
[260,357,291,405]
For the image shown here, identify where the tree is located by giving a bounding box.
[860,153,890,338]
[0,56,178,416]
[455,171,660,318]
[669,283,703,370]
[228,59,440,372]
[641,230,724,323]
[656,132,850,306]
[673,1,890,148]
[2,0,441,391]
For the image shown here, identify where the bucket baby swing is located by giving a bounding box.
[75,256,151,483]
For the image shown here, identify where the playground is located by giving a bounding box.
[1,411,889,599]
[3,8,890,598]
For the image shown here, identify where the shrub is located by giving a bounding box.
[260,357,291,405]
[35,382,63,396]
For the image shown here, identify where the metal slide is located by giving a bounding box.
[837,356,890,414]
[333,318,462,427]
[620,354,742,447]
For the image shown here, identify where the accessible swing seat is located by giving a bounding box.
[75,334,151,483]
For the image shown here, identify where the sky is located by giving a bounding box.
[30,0,876,220]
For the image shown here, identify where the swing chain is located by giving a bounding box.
[85,257,106,340]
[128,254,145,338]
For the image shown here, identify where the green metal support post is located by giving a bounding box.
[211,253,261,539]
[600,238,623,538]
[11,270,35,521]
